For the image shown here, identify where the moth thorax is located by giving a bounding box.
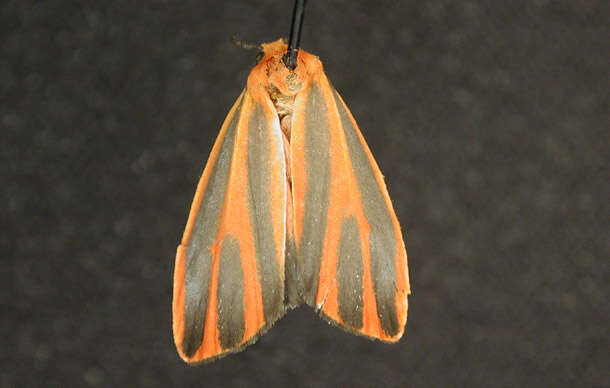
[267,85,295,139]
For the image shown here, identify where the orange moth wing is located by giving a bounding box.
[288,48,410,341]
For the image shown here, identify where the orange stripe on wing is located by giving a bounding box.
[172,245,187,358]
[211,93,264,351]
[290,85,308,248]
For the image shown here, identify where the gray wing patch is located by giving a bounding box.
[246,102,284,322]
[216,236,245,350]
[298,83,332,305]
[336,216,364,329]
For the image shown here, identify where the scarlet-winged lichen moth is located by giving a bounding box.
[172,0,410,364]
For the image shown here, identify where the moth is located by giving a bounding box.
[172,39,410,364]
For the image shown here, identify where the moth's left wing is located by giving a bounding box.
[290,72,410,342]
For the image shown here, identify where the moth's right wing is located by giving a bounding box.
[173,90,287,363]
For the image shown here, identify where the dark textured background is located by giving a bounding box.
[3,1,608,387]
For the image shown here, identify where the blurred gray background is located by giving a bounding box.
[2,1,608,387]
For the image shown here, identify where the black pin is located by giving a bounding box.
[283,0,308,70]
